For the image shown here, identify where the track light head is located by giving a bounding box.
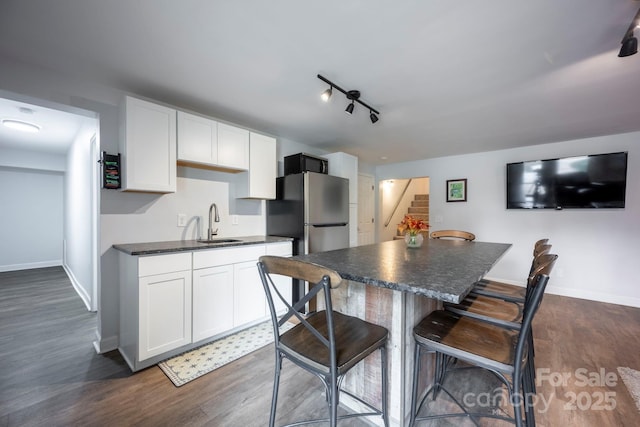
[370,111,379,123]
[345,101,355,115]
[321,87,332,102]
[619,7,640,57]
[619,36,638,57]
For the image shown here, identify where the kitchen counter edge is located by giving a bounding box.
[113,235,293,256]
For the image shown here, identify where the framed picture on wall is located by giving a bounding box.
[446,179,467,202]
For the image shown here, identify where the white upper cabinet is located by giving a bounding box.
[236,132,277,199]
[217,122,249,170]
[120,96,177,193]
[177,111,218,165]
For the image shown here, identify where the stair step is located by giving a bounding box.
[406,213,428,221]
[414,194,429,201]
[408,207,428,214]
[412,200,429,207]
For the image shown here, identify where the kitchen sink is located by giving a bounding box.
[196,238,242,244]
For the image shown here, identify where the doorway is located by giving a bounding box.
[378,177,430,242]
[0,90,100,312]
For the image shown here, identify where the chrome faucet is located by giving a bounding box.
[208,203,220,239]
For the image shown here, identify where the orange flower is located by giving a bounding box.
[398,214,429,236]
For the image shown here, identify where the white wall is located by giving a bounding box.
[64,128,98,311]
[0,166,64,271]
[376,132,640,307]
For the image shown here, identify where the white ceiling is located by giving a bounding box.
[1,1,639,164]
[0,96,94,155]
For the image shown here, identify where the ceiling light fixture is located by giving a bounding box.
[317,74,380,123]
[618,7,640,57]
[2,119,41,133]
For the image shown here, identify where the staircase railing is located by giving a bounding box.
[384,179,412,228]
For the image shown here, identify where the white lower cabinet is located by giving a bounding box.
[233,261,266,326]
[119,252,192,371]
[265,242,293,315]
[119,241,291,372]
[192,265,234,342]
[139,270,192,361]
[192,243,269,341]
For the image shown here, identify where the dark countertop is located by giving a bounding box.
[292,239,511,303]
[113,235,293,256]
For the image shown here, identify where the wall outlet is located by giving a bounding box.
[177,214,187,227]
[232,215,239,225]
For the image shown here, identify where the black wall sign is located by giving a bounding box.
[102,152,121,189]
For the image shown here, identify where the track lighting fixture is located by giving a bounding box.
[619,7,640,57]
[317,74,380,123]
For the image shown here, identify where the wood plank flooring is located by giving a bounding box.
[1,267,639,426]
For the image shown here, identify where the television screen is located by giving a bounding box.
[506,152,628,209]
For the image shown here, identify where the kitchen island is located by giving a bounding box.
[292,238,511,427]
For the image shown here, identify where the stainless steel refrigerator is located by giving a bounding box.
[266,172,349,306]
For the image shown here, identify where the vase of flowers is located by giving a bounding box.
[398,214,429,248]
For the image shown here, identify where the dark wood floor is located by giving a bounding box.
[1,267,639,426]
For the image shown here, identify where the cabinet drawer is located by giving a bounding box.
[138,252,192,277]
[265,242,292,257]
[193,245,265,269]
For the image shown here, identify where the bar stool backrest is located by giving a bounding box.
[430,230,476,241]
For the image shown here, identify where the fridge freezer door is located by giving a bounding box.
[306,224,350,253]
[304,172,349,225]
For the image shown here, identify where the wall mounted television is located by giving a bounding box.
[506,151,628,209]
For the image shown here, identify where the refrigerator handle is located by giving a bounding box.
[309,223,348,228]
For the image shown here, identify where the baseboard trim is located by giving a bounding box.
[93,330,118,354]
[0,260,62,272]
[62,263,93,311]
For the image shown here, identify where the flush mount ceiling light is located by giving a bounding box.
[619,7,640,57]
[2,119,41,133]
[318,74,380,123]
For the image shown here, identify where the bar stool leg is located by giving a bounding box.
[381,345,390,427]
[269,354,282,427]
[409,343,422,427]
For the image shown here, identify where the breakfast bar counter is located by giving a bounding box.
[293,238,511,427]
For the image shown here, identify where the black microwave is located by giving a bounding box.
[284,153,329,175]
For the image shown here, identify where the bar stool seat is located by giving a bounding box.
[280,310,388,375]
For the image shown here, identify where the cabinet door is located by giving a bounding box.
[233,260,266,327]
[192,265,234,342]
[243,132,276,199]
[121,96,176,193]
[217,122,249,170]
[177,111,218,165]
[138,270,191,361]
[265,242,292,315]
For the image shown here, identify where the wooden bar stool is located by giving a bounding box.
[257,255,390,427]
[409,272,551,427]
[471,238,550,303]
